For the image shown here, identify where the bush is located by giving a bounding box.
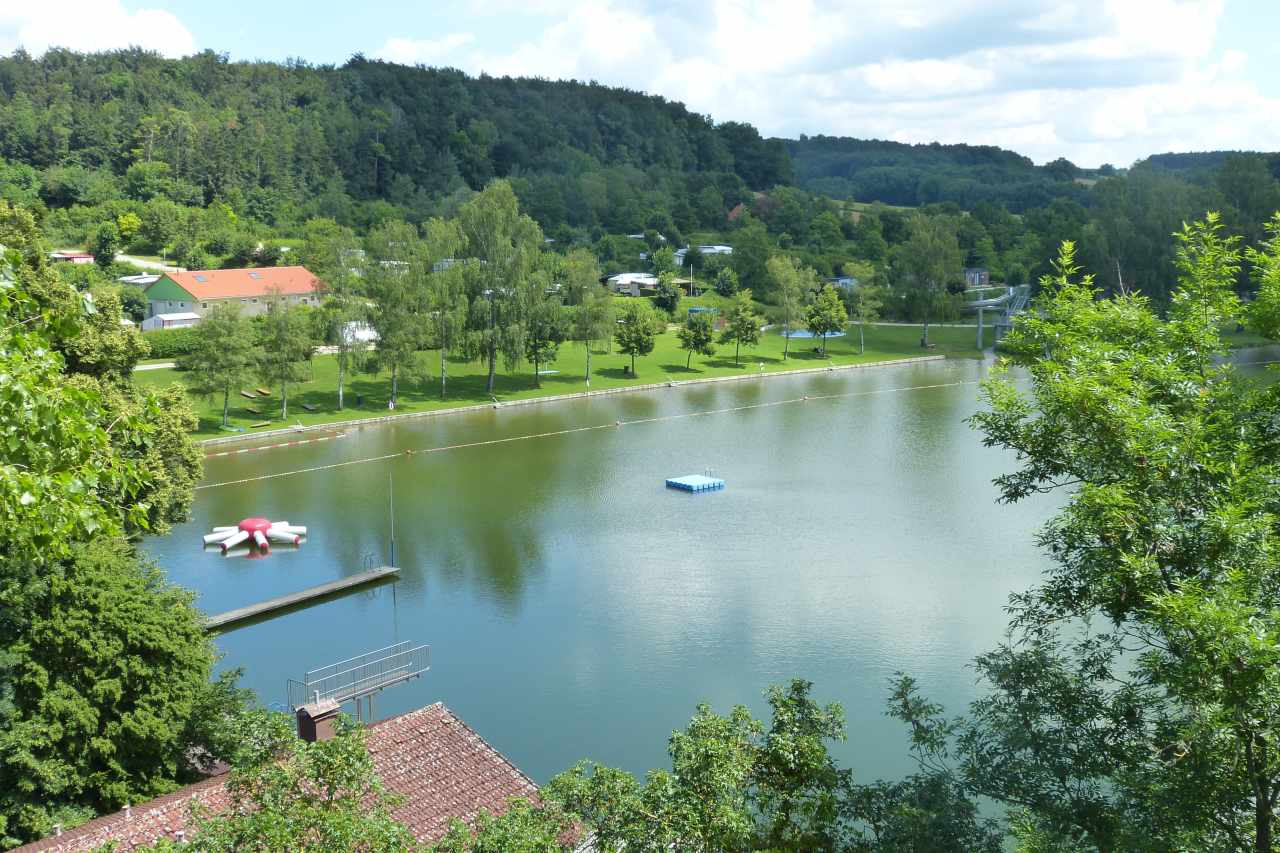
[142,326,199,360]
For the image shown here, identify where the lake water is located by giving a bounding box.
[146,356,1061,785]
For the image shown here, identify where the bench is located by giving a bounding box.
[255,387,272,397]
[250,420,272,428]
[239,390,257,399]
[300,403,319,412]
[244,406,262,415]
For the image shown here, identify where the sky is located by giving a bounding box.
[1,0,1278,167]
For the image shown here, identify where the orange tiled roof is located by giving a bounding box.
[17,703,539,852]
[166,266,322,300]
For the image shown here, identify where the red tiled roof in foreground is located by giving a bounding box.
[18,703,539,852]
[165,266,322,300]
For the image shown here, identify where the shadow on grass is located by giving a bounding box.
[660,364,703,374]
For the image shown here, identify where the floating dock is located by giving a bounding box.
[666,474,725,493]
[205,566,400,631]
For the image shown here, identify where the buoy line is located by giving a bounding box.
[205,431,347,458]
[195,379,980,491]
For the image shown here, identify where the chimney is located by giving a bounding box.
[296,697,341,742]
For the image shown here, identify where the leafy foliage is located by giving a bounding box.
[893,217,1280,852]
[677,311,717,367]
[613,299,660,375]
[719,290,763,365]
[148,712,419,852]
[0,205,230,845]
[181,303,257,426]
[806,283,848,355]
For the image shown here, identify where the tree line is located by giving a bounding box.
[3,49,1279,318]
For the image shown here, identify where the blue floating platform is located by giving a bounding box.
[666,474,725,493]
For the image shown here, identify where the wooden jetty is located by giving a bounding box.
[205,566,400,631]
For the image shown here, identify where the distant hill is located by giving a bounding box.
[1134,151,1280,180]
[783,135,1090,213]
[0,49,790,234]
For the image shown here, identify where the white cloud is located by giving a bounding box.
[379,0,1276,167]
[0,1,195,58]
[376,33,475,66]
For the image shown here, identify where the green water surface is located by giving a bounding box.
[146,357,1059,784]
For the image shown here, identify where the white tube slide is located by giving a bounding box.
[219,530,250,552]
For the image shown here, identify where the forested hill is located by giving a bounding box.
[1135,150,1280,178]
[784,134,1096,212]
[0,49,789,234]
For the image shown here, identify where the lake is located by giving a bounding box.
[145,355,1059,785]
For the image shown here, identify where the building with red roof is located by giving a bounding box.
[16,703,539,852]
[144,266,324,322]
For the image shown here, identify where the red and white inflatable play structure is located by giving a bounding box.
[202,518,307,557]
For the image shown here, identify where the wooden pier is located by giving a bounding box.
[205,566,400,631]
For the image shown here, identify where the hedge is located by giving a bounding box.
[142,326,198,360]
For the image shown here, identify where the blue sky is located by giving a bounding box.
[2,0,1278,167]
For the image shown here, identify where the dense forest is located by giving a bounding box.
[785,134,1095,212]
[0,48,786,241]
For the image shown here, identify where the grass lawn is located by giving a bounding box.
[134,322,984,439]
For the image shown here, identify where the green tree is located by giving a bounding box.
[118,284,148,322]
[650,245,676,276]
[427,264,469,401]
[571,284,614,386]
[653,271,682,315]
[719,289,762,366]
[429,800,575,852]
[732,215,773,300]
[175,712,418,852]
[256,293,314,419]
[1,541,218,841]
[0,217,229,844]
[895,219,1280,853]
[806,283,848,356]
[613,299,659,376]
[559,248,601,307]
[714,266,740,297]
[677,311,716,368]
[180,302,257,427]
[534,680,996,852]
[91,220,121,270]
[59,286,150,383]
[767,255,813,359]
[850,284,884,355]
[116,211,142,244]
[523,275,568,388]
[1246,213,1280,339]
[365,220,427,409]
[302,218,366,409]
[459,181,543,395]
[897,215,961,347]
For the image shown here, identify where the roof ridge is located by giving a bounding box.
[366,700,445,730]
[429,704,540,792]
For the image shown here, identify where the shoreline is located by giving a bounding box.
[201,354,949,447]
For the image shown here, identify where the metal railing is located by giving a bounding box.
[288,641,430,709]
